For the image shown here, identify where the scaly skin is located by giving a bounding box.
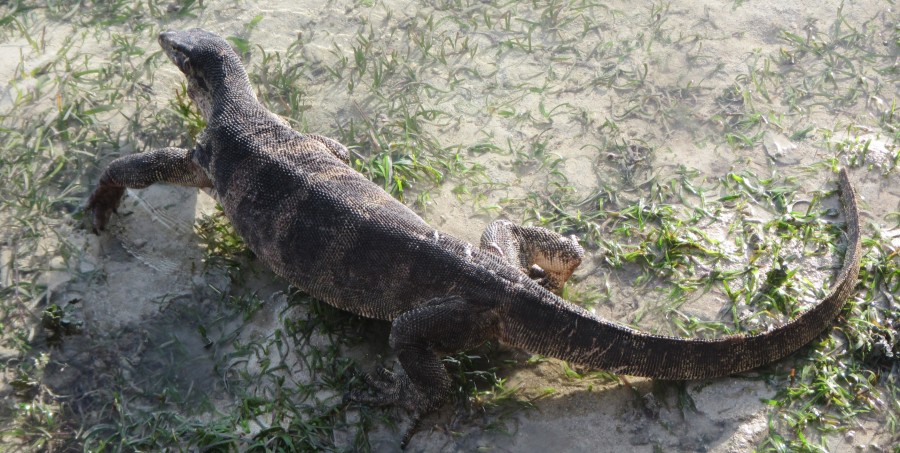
[87,28,862,448]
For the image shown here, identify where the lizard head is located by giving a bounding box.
[158,28,252,120]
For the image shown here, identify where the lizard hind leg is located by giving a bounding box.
[480,219,584,294]
[346,296,498,448]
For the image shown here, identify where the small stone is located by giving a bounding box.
[763,131,797,161]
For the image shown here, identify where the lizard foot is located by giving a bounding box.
[345,365,428,449]
[346,296,497,448]
[346,365,422,410]
[86,184,125,233]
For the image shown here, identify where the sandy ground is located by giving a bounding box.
[1,0,898,451]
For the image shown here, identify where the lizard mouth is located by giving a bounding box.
[158,31,191,74]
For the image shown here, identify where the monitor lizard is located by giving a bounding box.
[87,28,862,447]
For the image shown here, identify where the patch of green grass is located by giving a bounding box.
[755,227,900,452]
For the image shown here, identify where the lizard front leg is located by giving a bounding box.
[87,147,212,232]
[480,219,584,294]
[346,296,498,448]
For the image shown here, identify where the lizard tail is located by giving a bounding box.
[500,169,861,380]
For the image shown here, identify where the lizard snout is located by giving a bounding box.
[158,30,176,48]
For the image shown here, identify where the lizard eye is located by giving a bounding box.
[168,51,191,74]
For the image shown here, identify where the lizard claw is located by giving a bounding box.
[342,389,423,450]
[399,411,422,449]
[86,184,125,233]
[365,364,397,388]
[345,365,410,406]
[345,364,433,447]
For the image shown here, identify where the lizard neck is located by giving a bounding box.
[201,58,260,122]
